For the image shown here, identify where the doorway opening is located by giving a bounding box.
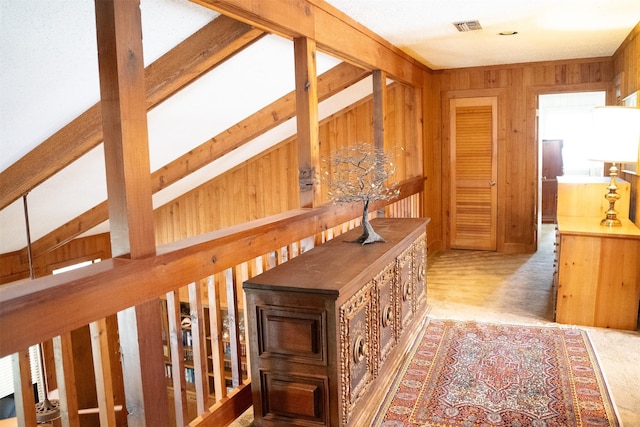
[538,91,607,224]
[539,91,607,176]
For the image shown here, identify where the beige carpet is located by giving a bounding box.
[232,224,640,426]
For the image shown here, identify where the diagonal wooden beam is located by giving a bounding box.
[0,15,265,211]
[152,61,368,194]
[27,62,369,258]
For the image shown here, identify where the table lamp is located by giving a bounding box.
[590,106,640,227]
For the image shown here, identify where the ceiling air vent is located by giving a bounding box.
[453,20,482,32]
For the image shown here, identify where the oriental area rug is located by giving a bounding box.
[373,319,620,427]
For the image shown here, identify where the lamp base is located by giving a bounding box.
[600,162,623,227]
[601,217,622,227]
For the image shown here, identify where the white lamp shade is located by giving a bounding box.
[590,106,640,163]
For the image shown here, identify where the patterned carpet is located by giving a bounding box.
[373,319,620,427]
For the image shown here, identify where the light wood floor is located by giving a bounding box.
[233,224,640,426]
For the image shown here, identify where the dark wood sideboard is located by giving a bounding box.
[243,218,430,426]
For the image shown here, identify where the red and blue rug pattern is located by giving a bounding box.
[373,319,619,427]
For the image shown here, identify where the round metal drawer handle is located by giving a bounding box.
[402,281,411,301]
[353,335,368,363]
[382,304,393,328]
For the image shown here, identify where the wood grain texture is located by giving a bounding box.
[191,0,429,86]
[436,57,615,253]
[556,216,640,330]
[243,218,428,426]
[450,98,497,250]
[294,37,321,208]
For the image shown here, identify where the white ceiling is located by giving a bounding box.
[0,0,638,255]
[326,0,640,70]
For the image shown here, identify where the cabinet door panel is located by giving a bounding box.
[340,282,373,424]
[397,246,413,331]
[376,262,396,369]
[413,233,427,310]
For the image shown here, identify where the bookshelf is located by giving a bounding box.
[160,300,247,397]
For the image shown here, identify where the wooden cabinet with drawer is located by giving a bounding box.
[555,216,640,330]
[243,218,429,426]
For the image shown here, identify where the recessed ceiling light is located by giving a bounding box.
[499,31,518,36]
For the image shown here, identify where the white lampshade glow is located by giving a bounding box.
[588,106,640,226]
[590,106,640,163]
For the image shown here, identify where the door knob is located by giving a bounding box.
[490,181,496,186]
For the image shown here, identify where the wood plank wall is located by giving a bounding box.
[0,82,419,280]
[0,233,112,284]
[429,57,616,253]
[3,24,637,277]
[614,22,640,226]
[614,22,640,100]
[155,82,421,245]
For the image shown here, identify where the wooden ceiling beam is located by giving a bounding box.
[0,15,265,211]
[191,0,430,86]
[26,61,369,258]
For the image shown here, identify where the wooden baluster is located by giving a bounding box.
[166,290,188,426]
[207,276,225,402]
[289,242,298,259]
[12,349,37,427]
[249,256,264,278]
[89,319,116,427]
[224,269,242,388]
[266,252,277,270]
[53,333,80,427]
[300,236,315,254]
[188,281,208,415]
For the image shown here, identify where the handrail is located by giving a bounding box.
[0,177,424,426]
[0,177,423,357]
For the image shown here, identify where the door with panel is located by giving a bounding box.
[450,97,498,250]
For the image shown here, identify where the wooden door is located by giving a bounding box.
[541,139,563,223]
[450,97,498,250]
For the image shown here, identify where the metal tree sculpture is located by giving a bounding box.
[323,143,400,245]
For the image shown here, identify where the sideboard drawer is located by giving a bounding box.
[261,371,329,425]
[257,305,327,365]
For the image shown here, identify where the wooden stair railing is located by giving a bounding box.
[1,187,423,427]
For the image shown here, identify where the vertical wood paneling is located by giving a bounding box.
[150,81,422,246]
[436,57,615,253]
[614,22,640,225]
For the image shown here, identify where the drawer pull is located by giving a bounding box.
[402,281,411,301]
[381,305,393,328]
[353,335,368,363]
